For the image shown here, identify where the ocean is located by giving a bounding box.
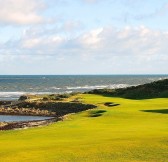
[0,75,167,100]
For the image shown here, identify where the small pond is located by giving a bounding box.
[0,115,52,122]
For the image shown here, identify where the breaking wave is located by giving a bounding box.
[66,84,130,90]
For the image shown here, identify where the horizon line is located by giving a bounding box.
[0,74,168,76]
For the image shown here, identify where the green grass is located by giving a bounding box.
[0,94,168,162]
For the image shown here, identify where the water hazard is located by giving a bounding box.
[0,115,52,122]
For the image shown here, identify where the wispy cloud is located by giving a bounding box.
[134,3,168,20]
[83,0,99,3]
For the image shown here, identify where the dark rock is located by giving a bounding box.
[19,95,29,101]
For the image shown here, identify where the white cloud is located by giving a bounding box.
[21,35,64,49]
[79,28,103,48]
[1,25,168,74]
[2,25,168,60]
[0,0,46,25]
[77,26,168,59]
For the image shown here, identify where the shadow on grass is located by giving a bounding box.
[88,110,107,117]
[141,109,168,114]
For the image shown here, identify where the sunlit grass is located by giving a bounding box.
[0,94,167,162]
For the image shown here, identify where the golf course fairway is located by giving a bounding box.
[0,94,167,162]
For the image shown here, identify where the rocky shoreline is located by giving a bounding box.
[0,95,97,131]
[0,117,62,130]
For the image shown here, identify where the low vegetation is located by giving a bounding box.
[0,92,96,118]
[87,79,168,99]
[0,107,56,116]
[19,92,80,101]
[16,101,97,116]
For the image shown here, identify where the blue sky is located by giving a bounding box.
[0,0,168,74]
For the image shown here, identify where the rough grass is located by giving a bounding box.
[87,79,168,99]
[0,94,168,162]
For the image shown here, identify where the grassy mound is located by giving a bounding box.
[88,79,168,99]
